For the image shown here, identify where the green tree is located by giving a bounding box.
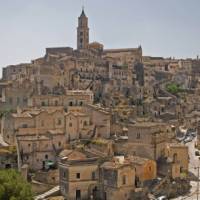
[0,169,33,200]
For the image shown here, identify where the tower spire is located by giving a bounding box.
[77,7,89,49]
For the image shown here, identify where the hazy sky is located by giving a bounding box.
[0,0,200,76]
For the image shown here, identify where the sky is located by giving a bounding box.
[0,0,200,76]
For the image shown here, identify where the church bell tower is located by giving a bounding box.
[77,8,89,50]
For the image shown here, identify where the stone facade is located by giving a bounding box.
[165,143,189,172]
[59,149,99,200]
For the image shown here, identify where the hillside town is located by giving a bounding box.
[0,8,200,200]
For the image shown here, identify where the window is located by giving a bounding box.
[69,122,72,127]
[23,97,27,103]
[149,166,152,171]
[41,101,45,106]
[55,100,58,106]
[76,190,81,199]
[84,121,88,126]
[57,118,62,125]
[76,173,80,179]
[173,153,178,163]
[80,32,83,36]
[63,171,66,178]
[136,133,140,139]
[122,175,126,185]
[22,124,28,128]
[58,141,61,147]
[92,172,95,180]
[80,38,83,43]
[69,101,73,106]
[45,154,48,159]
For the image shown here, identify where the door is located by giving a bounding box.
[76,189,81,200]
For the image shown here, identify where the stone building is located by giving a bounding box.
[128,156,157,186]
[114,122,175,160]
[2,107,66,145]
[0,146,17,169]
[85,104,111,138]
[65,111,94,141]
[165,143,189,172]
[100,157,135,200]
[59,149,100,200]
[17,132,66,170]
[29,89,94,108]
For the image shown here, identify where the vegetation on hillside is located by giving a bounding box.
[0,169,33,200]
[166,83,184,94]
[0,109,16,119]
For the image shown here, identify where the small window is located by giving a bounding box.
[41,102,45,106]
[23,97,27,103]
[84,121,87,126]
[22,124,28,128]
[57,118,62,125]
[136,133,140,139]
[55,100,58,106]
[149,166,151,171]
[76,173,80,179]
[58,141,61,147]
[69,122,72,127]
[63,171,66,178]
[45,154,48,159]
[123,175,126,185]
[92,172,95,180]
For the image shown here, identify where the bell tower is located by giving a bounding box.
[77,8,89,49]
